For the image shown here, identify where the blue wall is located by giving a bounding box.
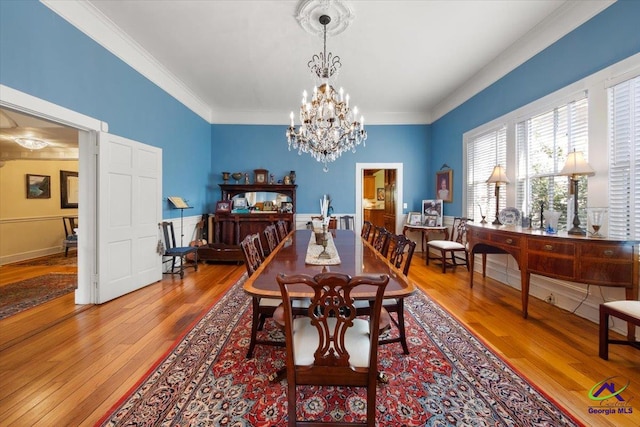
[0,0,211,219]
[430,0,640,216]
[212,124,430,214]
[3,0,639,219]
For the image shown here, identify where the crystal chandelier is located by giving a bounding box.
[286,14,366,172]
[14,137,49,150]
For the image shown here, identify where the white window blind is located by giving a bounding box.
[608,75,640,239]
[466,126,507,221]
[516,96,589,226]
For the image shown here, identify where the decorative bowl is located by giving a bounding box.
[231,172,243,183]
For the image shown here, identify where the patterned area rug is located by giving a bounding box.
[8,252,77,267]
[0,274,77,320]
[98,275,583,426]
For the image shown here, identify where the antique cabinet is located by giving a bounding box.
[206,184,297,256]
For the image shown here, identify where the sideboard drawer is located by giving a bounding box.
[580,243,634,259]
[490,233,521,247]
[527,238,575,256]
[528,253,575,279]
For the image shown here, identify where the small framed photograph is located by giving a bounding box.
[215,200,232,213]
[407,212,422,226]
[436,169,453,203]
[26,174,51,199]
[377,188,385,201]
[422,199,443,226]
[281,202,293,213]
[233,197,247,209]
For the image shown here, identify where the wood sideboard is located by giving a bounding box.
[467,224,639,322]
[201,183,297,260]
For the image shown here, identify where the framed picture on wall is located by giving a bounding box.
[60,170,79,208]
[422,199,443,227]
[436,169,453,203]
[26,174,51,199]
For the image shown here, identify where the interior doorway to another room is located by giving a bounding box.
[355,163,403,236]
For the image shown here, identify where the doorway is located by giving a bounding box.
[355,163,403,234]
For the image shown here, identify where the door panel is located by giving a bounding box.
[97,133,162,303]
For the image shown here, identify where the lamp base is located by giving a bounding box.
[492,217,501,225]
[567,226,586,236]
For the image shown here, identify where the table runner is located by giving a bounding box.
[305,232,341,265]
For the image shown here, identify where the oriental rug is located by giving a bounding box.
[0,274,77,320]
[98,274,583,426]
[8,252,77,267]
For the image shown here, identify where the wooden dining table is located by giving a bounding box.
[243,229,416,300]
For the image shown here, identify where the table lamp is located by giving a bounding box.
[486,165,510,225]
[560,149,594,235]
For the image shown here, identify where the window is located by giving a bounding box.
[465,126,507,222]
[515,96,589,226]
[608,75,640,239]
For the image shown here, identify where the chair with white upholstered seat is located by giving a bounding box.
[426,217,469,273]
[277,272,389,426]
[599,300,640,360]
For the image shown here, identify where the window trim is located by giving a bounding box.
[463,53,640,230]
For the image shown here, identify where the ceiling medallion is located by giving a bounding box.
[295,0,355,38]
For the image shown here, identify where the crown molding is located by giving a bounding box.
[430,0,615,123]
[41,0,213,124]
[40,0,614,126]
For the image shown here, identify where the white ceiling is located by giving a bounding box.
[43,0,613,125]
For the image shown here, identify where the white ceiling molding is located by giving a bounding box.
[41,0,213,124]
[39,0,615,126]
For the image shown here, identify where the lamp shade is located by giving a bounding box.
[486,165,510,184]
[559,150,594,177]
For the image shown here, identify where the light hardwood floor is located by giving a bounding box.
[0,252,638,426]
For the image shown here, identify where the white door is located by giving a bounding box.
[97,132,162,303]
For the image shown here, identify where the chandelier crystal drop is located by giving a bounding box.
[286,14,366,172]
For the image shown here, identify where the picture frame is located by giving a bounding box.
[60,170,79,208]
[281,202,293,213]
[233,197,247,209]
[407,212,422,226]
[377,187,385,201]
[26,174,51,199]
[215,200,232,213]
[436,169,453,203]
[422,199,443,227]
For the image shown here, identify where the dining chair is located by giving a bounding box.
[276,272,389,427]
[372,226,390,256]
[361,220,373,240]
[426,217,470,273]
[160,221,198,278]
[263,224,279,254]
[62,216,78,257]
[340,215,355,230]
[240,233,284,358]
[382,234,416,354]
[276,220,288,241]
